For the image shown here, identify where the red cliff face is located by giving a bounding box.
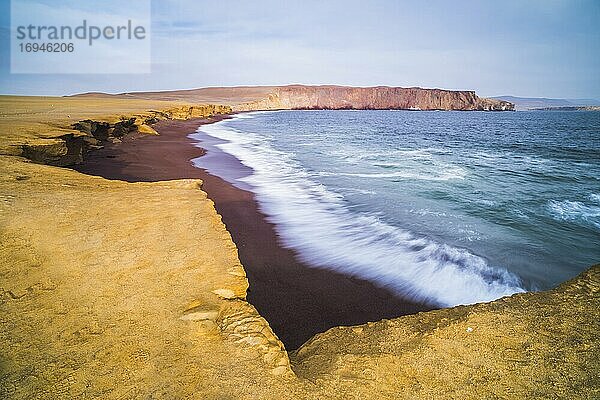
[72,85,515,111]
[235,85,514,111]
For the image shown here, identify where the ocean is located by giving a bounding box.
[191,110,600,307]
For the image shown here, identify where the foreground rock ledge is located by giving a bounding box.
[292,264,599,398]
[0,157,292,399]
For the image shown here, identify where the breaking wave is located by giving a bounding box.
[547,198,600,230]
[194,114,525,307]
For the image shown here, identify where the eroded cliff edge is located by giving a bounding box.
[0,97,294,399]
[0,96,231,166]
[292,265,600,398]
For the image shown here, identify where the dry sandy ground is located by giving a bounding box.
[0,96,206,153]
[0,96,598,399]
[0,157,293,399]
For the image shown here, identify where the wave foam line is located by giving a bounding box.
[194,114,525,307]
[547,199,600,230]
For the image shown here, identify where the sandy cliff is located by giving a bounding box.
[0,96,230,166]
[72,85,514,112]
[0,98,294,398]
[292,265,599,398]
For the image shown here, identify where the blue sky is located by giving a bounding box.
[1,0,599,98]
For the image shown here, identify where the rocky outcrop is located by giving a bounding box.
[21,134,87,166]
[72,85,515,112]
[15,104,231,167]
[290,264,600,398]
[235,85,514,111]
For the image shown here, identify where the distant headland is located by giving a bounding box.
[72,85,515,112]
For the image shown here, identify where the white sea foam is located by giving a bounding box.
[317,164,466,181]
[337,187,377,196]
[335,148,449,165]
[232,110,278,119]
[334,169,466,181]
[547,199,600,230]
[475,199,497,207]
[409,208,451,218]
[195,115,526,307]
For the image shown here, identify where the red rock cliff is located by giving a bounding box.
[235,85,513,111]
[72,85,514,111]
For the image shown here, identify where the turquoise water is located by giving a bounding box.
[193,110,600,307]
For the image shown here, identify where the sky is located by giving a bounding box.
[0,0,599,98]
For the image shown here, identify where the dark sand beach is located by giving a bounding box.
[74,115,432,349]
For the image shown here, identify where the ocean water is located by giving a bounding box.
[192,110,600,307]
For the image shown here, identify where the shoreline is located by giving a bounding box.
[73,114,432,349]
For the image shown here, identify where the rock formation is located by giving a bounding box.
[235,85,514,111]
[71,85,515,112]
[0,99,231,166]
[291,265,600,398]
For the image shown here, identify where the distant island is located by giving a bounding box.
[531,105,600,111]
[491,95,600,111]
